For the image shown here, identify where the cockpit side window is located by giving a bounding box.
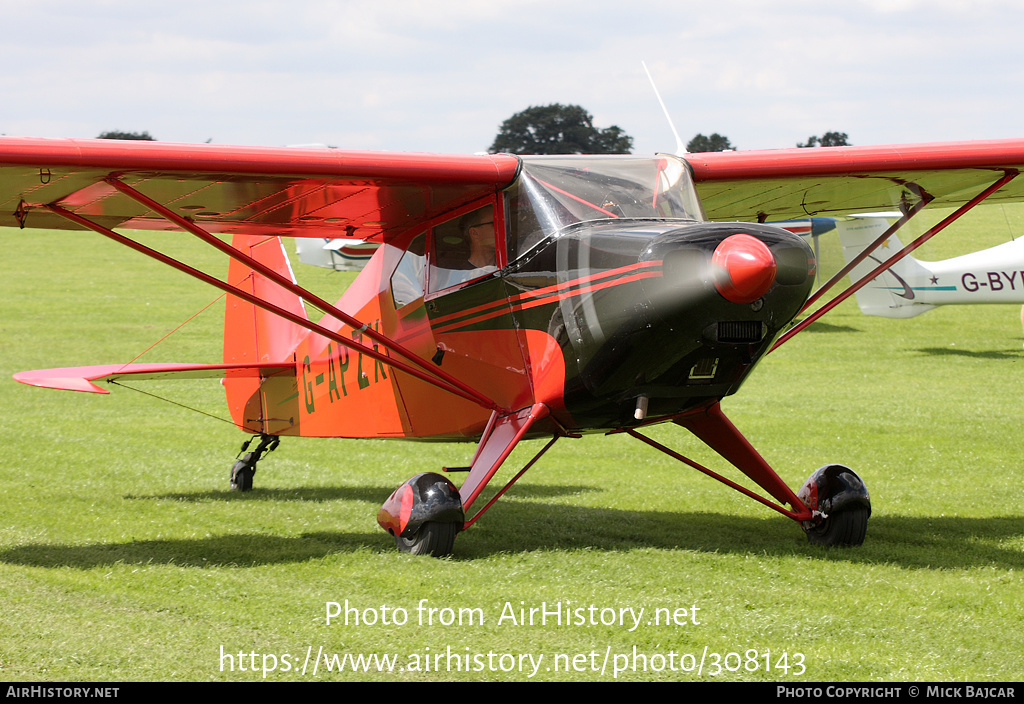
[427,204,499,293]
[390,232,426,309]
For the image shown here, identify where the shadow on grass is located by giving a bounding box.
[2,493,1020,571]
[125,483,602,504]
[915,346,1021,360]
[460,502,1024,571]
[797,320,862,334]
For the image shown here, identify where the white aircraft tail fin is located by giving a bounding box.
[836,218,937,318]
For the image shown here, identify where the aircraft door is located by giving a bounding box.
[420,203,533,426]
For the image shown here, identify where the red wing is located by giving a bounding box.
[0,137,520,242]
[686,139,1024,221]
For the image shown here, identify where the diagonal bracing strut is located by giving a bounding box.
[799,186,933,314]
[771,169,1019,352]
[44,202,505,413]
[102,177,502,411]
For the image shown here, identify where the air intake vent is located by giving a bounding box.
[717,321,765,344]
[689,357,719,380]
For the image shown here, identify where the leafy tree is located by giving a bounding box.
[797,131,849,148]
[97,130,156,141]
[686,133,735,152]
[489,104,633,155]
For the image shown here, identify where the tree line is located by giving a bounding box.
[97,106,851,154]
[486,104,848,154]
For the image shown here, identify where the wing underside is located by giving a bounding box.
[0,137,521,241]
[5,137,1024,236]
[0,137,517,417]
[686,140,1024,221]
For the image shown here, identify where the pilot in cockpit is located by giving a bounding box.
[428,206,498,293]
[464,208,496,270]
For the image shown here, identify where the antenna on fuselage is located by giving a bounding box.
[642,61,687,156]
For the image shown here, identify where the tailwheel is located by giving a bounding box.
[229,434,279,492]
[230,459,255,492]
[395,521,458,557]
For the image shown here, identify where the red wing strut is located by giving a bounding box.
[99,177,502,411]
[45,203,504,412]
[771,170,1019,351]
[1,137,520,412]
[799,188,933,313]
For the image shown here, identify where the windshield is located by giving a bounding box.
[506,155,705,261]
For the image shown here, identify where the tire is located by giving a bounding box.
[395,521,457,557]
[230,457,255,492]
[804,506,869,547]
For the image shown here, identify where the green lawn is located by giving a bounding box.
[0,211,1021,682]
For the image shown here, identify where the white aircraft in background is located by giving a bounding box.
[831,216,1024,318]
[294,237,379,271]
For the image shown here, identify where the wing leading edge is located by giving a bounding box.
[686,139,1024,222]
[0,137,521,242]
[7,136,1024,236]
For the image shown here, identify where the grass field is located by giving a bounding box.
[0,208,1022,682]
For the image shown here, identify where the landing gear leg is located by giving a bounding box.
[631,403,872,547]
[230,435,280,492]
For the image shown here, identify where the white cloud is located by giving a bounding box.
[2,1,1023,153]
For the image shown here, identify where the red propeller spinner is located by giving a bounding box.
[712,234,778,304]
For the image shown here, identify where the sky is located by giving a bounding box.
[3,0,1024,156]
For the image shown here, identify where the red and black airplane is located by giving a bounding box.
[5,136,1024,556]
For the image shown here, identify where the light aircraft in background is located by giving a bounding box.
[832,216,1024,318]
[295,236,379,271]
[6,136,1024,557]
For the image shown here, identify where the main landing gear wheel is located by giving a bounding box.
[378,473,464,557]
[803,506,869,547]
[798,463,871,547]
[395,521,458,558]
